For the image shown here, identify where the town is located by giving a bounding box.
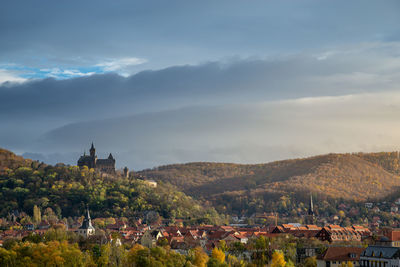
[2,201,400,266]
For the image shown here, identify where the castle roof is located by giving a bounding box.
[97,158,115,165]
[78,155,93,161]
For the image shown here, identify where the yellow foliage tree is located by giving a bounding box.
[211,247,225,263]
[304,256,317,267]
[271,251,286,267]
[190,247,209,267]
[338,210,346,218]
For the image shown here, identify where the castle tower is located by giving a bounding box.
[123,167,129,178]
[78,205,95,238]
[90,142,96,158]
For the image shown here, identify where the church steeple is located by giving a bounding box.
[79,204,95,237]
[308,194,314,216]
[306,193,316,225]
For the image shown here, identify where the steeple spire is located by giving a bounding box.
[86,204,91,220]
[308,194,314,216]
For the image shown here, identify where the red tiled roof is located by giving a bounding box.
[319,247,365,261]
[384,229,400,241]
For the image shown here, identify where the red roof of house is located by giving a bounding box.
[318,247,365,261]
[384,229,400,241]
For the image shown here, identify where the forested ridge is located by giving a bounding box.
[0,148,224,224]
[4,147,400,224]
[139,152,400,217]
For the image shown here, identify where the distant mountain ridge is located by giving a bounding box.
[139,152,400,203]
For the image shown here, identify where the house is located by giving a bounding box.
[365,203,373,209]
[24,223,35,231]
[140,230,163,248]
[315,225,370,242]
[271,224,321,238]
[317,247,364,267]
[360,246,400,267]
[183,230,202,248]
[376,229,400,247]
[106,220,127,231]
[234,233,248,244]
[37,220,50,230]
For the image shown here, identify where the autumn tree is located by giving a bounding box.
[211,247,225,263]
[189,247,209,267]
[271,251,286,267]
[303,256,317,267]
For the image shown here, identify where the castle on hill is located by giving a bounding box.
[77,143,116,174]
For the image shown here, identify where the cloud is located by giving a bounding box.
[1,0,399,75]
[38,68,96,79]
[95,57,147,74]
[1,43,400,121]
[0,69,27,84]
[0,56,146,82]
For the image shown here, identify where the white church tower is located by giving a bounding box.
[78,205,95,237]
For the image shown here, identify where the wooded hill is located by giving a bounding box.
[0,148,225,224]
[139,152,400,214]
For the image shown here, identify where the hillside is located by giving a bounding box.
[0,148,224,224]
[139,152,400,211]
[0,148,32,172]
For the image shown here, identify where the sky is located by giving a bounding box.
[1,0,400,170]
